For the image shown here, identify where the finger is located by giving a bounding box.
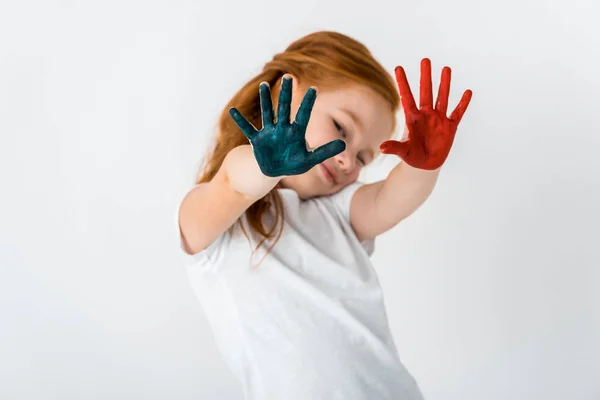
[395,66,417,114]
[420,58,433,109]
[293,86,317,131]
[277,75,293,125]
[259,82,275,127]
[435,66,451,115]
[449,89,473,125]
[307,139,346,166]
[229,107,258,140]
[380,140,409,159]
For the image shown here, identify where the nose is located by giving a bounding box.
[334,148,356,174]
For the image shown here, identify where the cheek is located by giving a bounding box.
[304,116,335,147]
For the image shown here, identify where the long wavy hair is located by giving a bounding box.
[195,31,400,266]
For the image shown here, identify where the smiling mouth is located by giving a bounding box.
[320,164,336,184]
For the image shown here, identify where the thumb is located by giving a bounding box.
[308,139,346,166]
[380,140,409,159]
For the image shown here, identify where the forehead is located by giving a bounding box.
[320,84,394,142]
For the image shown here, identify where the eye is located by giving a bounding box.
[333,119,346,137]
[334,119,366,166]
[357,154,366,166]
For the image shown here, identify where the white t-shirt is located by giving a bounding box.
[176,181,424,400]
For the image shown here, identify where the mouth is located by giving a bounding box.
[319,163,337,185]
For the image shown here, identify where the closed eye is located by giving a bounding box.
[333,119,365,166]
[333,119,346,137]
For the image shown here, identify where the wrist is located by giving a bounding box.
[225,145,282,199]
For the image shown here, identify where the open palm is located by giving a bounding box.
[380,58,473,170]
[229,76,346,177]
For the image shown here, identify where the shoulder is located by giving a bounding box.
[325,181,367,222]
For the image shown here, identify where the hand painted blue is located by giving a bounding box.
[229,75,346,177]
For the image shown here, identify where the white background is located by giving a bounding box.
[1,0,599,399]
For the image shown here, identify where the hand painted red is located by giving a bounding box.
[380,58,473,170]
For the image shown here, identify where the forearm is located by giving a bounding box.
[224,144,282,200]
[375,161,441,222]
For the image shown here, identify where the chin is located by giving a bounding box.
[280,169,334,199]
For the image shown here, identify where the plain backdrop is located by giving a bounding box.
[1,0,599,399]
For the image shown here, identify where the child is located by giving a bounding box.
[177,31,472,400]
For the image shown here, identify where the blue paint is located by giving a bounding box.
[229,76,346,177]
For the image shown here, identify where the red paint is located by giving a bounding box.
[380,58,473,170]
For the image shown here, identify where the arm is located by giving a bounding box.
[350,58,472,242]
[350,162,440,242]
[178,144,281,255]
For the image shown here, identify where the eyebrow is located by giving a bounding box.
[341,108,376,161]
[342,108,363,131]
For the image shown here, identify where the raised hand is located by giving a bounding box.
[229,75,346,178]
[380,58,473,170]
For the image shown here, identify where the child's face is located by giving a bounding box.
[275,79,395,199]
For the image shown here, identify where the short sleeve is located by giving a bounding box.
[328,180,376,256]
[175,190,230,271]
